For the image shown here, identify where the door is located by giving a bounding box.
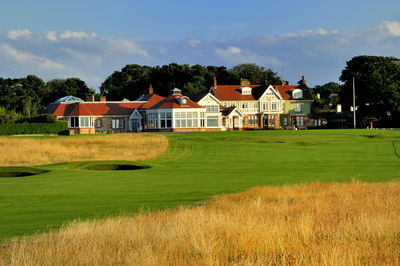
[233,116,239,130]
[131,119,140,132]
[264,115,268,129]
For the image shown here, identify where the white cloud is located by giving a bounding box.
[0,21,399,89]
[103,39,149,57]
[280,28,330,38]
[0,42,65,69]
[45,31,58,42]
[59,30,90,39]
[215,46,241,57]
[62,47,102,67]
[372,21,400,37]
[187,39,201,47]
[6,29,32,40]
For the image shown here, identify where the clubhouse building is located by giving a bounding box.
[46,77,313,134]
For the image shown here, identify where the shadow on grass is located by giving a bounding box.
[0,167,49,178]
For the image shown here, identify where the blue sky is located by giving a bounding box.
[0,0,399,89]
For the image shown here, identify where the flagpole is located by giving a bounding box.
[353,77,356,129]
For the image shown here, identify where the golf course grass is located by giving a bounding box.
[1,129,399,240]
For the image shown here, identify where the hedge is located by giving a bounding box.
[0,121,68,135]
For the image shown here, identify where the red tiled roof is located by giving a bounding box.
[273,85,312,100]
[46,103,71,116]
[48,102,143,116]
[138,93,165,109]
[272,85,298,100]
[149,94,204,109]
[211,85,261,101]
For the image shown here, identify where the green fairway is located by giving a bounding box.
[1,129,399,240]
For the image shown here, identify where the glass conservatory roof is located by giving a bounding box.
[53,96,83,104]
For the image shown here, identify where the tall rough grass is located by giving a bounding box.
[0,134,168,166]
[1,182,399,265]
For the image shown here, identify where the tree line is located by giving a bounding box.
[100,63,282,100]
[0,57,399,127]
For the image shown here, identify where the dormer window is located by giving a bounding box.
[179,96,189,106]
[240,87,252,95]
[292,89,303,99]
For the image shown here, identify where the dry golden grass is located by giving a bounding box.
[1,181,399,265]
[0,134,168,166]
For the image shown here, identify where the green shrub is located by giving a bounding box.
[16,114,57,123]
[0,121,68,135]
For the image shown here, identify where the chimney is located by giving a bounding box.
[91,94,95,102]
[300,75,306,85]
[240,78,251,86]
[149,84,154,94]
[100,96,106,102]
[213,76,217,89]
[281,80,287,86]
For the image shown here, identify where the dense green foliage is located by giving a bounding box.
[100,63,281,100]
[0,76,94,122]
[1,130,399,240]
[0,121,68,135]
[312,82,341,112]
[340,55,400,127]
[16,114,57,124]
[0,107,25,123]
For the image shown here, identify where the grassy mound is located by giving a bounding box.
[1,182,398,265]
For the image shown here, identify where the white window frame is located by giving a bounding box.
[295,103,301,112]
[112,119,125,129]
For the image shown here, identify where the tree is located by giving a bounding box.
[44,78,94,104]
[101,64,152,100]
[229,63,281,85]
[0,75,46,116]
[340,55,400,127]
[100,63,283,100]
[313,82,342,111]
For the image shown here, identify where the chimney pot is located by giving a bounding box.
[149,84,154,94]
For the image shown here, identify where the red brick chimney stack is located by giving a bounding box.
[213,76,217,89]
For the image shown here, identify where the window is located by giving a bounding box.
[268,114,275,126]
[200,112,205,127]
[284,117,288,126]
[242,102,248,109]
[112,119,125,129]
[147,113,158,129]
[248,115,258,126]
[205,105,219,112]
[95,119,101,128]
[295,103,301,112]
[175,112,201,128]
[262,102,268,111]
[296,116,304,126]
[160,112,172,128]
[79,117,93,127]
[206,116,219,127]
[69,117,93,128]
[70,117,79,128]
[241,87,252,95]
[292,89,303,99]
[271,102,277,111]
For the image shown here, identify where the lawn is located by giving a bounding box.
[1,129,399,240]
